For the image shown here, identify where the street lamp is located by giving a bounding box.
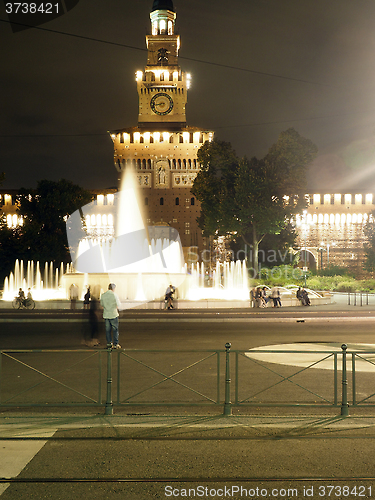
[302,210,309,272]
[318,246,324,269]
[320,241,335,268]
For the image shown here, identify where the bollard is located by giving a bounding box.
[105,347,113,415]
[223,342,232,416]
[360,292,363,307]
[341,344,349,416]
[348,292,350,306]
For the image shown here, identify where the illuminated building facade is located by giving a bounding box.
[296,193,375,274]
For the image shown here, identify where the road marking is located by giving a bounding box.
[2,316,375,323]
[0,429,55,496]
[245,343,375,372]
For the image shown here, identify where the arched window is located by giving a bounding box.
[175,197,179,205]
[160,197,164,206]
[169,135,174,143]
[172,159,177,169]
[145,197,148,206]
[142,159,147,169]
[191,197,195,206]
[183,159,187,168]
[178,159,182,169]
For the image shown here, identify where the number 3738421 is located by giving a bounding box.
[5,3,60,14]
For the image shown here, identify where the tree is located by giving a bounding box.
[192,129,318,275]
[16,179,93,264]
[192,140,239,237]
[363,210,375,273]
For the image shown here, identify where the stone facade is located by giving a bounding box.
[109,128,213,254]
[296,193,375,274]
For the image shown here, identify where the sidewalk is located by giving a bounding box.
[1,298,375,322]
[3,411,375,439]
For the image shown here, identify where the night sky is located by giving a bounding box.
[2,0,375,192]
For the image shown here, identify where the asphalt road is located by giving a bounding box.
[1,305,375,499]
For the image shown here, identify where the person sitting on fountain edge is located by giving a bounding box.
[100,283,122,349]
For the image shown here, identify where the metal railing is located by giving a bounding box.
[348,291,374,306]
[1,344,375,416]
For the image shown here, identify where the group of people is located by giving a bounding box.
[250,286,282,308]
[80,284,122,349]
[17,287,33,305]
[296,287,311,306]
[250,286,311,307]
[83,282,176,349]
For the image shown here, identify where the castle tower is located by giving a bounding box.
[138,0,186,128]
[109,0,214,259]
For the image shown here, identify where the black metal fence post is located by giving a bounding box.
[341,344,349,416]
[223,342,232,416]
[105,348,113,415]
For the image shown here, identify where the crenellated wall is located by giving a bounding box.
[295,192,375,274]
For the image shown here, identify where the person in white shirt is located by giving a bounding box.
[165,284,175,310]
[100,283,122,349]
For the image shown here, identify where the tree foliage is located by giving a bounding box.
[192,128,317,273]
[0,179,93,281]
[192,140,239,237]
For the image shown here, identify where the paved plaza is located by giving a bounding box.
[1,299,375,499]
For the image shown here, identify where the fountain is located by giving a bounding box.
[2,260,69,301]
[61,166,190,306]
[2,166,250,306]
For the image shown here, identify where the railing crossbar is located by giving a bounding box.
[118,351,218,404]
[237,352,336,405]
[1,351,100,404]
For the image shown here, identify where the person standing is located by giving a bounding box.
[165,284,175,310]
[100,283,122,349]
[69,283,79,310]
[83,286,91,309]
[271,287,282,307]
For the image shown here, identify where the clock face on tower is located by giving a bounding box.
[150,93,174,115]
